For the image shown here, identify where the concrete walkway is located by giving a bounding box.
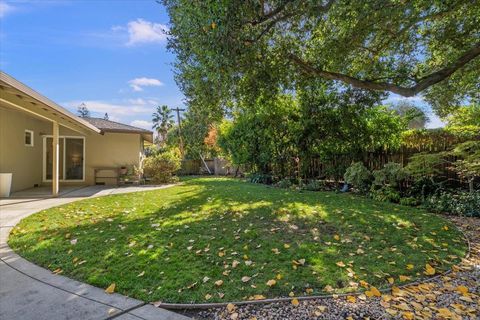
[0,185,190,320]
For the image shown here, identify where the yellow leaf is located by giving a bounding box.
[211,22,217,29]
[406,264,414,270]
[317,305,326,312]
[387,277,394,284]
[399,275,410,282]
[456,285,468,295]
[346,295,356,303]
[137,271,145,277]
[105,283,115,294]
[215,280,223,286]
[291,298,299,306]
[252,294,265,300]
[226,303,235,313]
[370,286,381,297]
[218,251,225,257]
[266,279,276,287]
[359,280,369,288]
[205,294,212,300]
[336,261,346,267]
[241,276,251,282]
[443,225,449,231]
[289,291,295,297]
[424,264,435,275]
[283,243,290,249]
[334,234,340,241]
[276,274,282,280]
[402,311,414,320]
[305,288,313,294]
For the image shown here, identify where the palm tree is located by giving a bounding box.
[152,105,174,146]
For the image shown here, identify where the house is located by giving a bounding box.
[0,71,153,196]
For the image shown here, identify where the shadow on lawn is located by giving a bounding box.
[8,178,466,303]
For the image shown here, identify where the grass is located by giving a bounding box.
[9,177,466,303]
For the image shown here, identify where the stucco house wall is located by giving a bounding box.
[1,106,146,192]
[0,106,50,191]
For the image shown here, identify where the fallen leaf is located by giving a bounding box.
[203,276,210,283]
[137,271,145,277]
[406,264,414,270]
[230,313,238,320]
[232,260,240,268]
[241,276,251,283]
[334,234,340,241]
[399,275,410,282]
[346,295,356,303]
[226,303,235,313]
[387,277,394,284]
[105,283,115,294]
[215,280,223,286]
[424,264,435,275]
[336,261,346,267]
[456,285,468,295]
[291,298,299,306]
[205,294,212,300]
[266,279,276,287]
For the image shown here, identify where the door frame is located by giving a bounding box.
[43,135,86,182]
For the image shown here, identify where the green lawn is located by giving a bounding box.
[9,177,466,303]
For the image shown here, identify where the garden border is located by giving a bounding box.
[153,220,471,310]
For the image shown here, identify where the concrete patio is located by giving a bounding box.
[0,184,190,320]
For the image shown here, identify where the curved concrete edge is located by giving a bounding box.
[0,184,190,320]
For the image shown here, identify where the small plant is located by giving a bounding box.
[399,197,419,207]
[143,149,181,183]
[248,173,273,185]
[303,179,327,191]
[276,178,293,189]
[425,191,480,217]
[344,162,372,193]
[370,186,401,203]
[373,162,406,188]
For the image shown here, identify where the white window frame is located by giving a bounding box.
[25,130,34,147]
[42,135,86,182]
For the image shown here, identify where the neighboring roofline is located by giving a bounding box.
[85,117,153,134]
[0,71,101,134]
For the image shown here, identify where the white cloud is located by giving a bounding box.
[128,77,163,92]
[0,2,15,18]
[125,19,168,46]
[130,120,153,130]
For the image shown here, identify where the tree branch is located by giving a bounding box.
[288,42,480,96]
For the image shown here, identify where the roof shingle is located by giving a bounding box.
[82,117,152,134]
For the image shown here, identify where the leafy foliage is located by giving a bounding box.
[143,149,181,183]
[425,191,480,217]
[164,0,480,117]
[152,105,175,146]
[373,162,407,187]
[344,162,372,193]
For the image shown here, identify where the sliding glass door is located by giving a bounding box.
[44,137,85,181]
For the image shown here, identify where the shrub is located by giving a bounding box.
[399,197,419,207]
[276,178,293,189]
[424,191,480,217]
[248,173,273,184]
[373,162,406,187]
[406,177,440,201]
[143,150,181,183]
[370,186,401,203]
[344,162,372,193]
[303,179,327,191]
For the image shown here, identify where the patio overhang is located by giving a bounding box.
[0,71,101,136]
[0,71,102,197]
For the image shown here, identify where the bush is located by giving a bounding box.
[303,179,327,191]
[276,178,293,189]
[370,186,401,203]
[373,162,406,187]
[344,162,372,193]
[399,197,419,207]
[406,177,439,200]
[248,173,273,184]
[143,150,181,183]
[424,191,480,217]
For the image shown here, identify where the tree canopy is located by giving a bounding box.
[164,0,480,116]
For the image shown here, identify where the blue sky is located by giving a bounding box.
[0,0,443,129]
[0,0,183,129]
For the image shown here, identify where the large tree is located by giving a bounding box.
[164,0,480,116]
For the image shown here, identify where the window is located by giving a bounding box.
[25,130,34,146]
